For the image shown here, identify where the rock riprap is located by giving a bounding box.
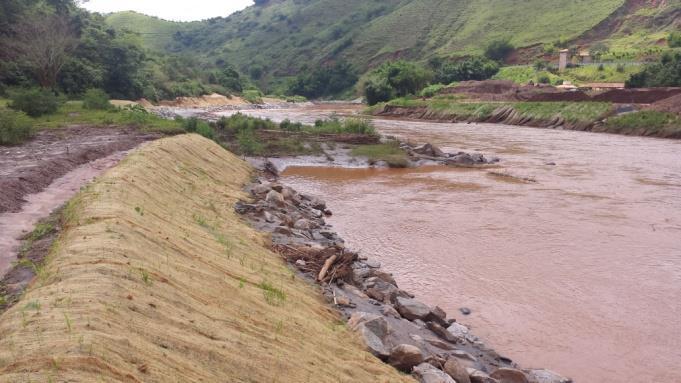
[235,170,572,383]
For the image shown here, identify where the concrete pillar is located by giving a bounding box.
[559,49,569,72]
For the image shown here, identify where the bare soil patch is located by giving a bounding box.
[0,126,159,214]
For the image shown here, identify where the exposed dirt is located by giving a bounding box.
[0,126,159,214]
[0,208,63,315]
[157,93,249,107]
[647,94,681,115]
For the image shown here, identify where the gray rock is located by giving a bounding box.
[444,357,471,383]
[264,211,276,223]
[490,368,529,383]
[365,260,381,268]
[310,198,326,210]
[293,218,314,230]
[395,297,432,321]
[445,153,476,166]
[526,369,572,383]
[427,321,462,343]
[271,184,284,193]
[250,183,271,195]
[413,143,445,157]
[366,280,399,303]
[265,190,285,207]
[450,350,477,362]
[357,323,389,359]
[389,344,424,372]
[460,307,472,316]
[295,259,306,267]
[381,305,401,318]
[467,369,498,383]
[424,337,456,351]
[447,323,470,341]
[413,363,457,383]
[373,270,397,286]
[348,312,390,339]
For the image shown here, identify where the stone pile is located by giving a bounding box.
[235,167,570,383]
[401,142,500,166]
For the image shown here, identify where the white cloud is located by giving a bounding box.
[81,0,254,22]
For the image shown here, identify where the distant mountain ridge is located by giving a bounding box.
[104,0,680,80]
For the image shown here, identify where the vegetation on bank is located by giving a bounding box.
[351,141,410,168]
[626,52,681,88]
[214,113,376,156]
[379,97,614,124]
[605,111,681,135]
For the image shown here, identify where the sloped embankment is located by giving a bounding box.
[376,103,681,139]
[0,134,411,382]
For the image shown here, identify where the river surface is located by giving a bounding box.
[236,106,681,382]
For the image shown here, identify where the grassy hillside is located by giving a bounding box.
[0,135,412,382]
[103,0,679,91]
[105,11,196,52]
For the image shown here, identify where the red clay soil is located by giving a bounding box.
[647,94,681,115]
[0,126,160,214]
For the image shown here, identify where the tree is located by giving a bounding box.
[5,14,77,88]
[626,52,681,88]
[434,56,499,84]
[362,61,432,105]
[484,39,514,62]
[669,32,681,48]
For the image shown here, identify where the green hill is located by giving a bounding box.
[104,0,679,89]
[105,11,196,52]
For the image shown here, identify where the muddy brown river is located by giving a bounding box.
[240,106,681,383]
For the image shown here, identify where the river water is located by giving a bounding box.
[237,106,681,382]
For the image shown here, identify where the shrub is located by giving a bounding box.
[419,84,445,98]
[537,74,551,84]
[9,88,63,117]
[0,110,33,145]
[82,89,111,110]
[484,39,514,62]
[216,113,276,134]
[668,32,681,48]
[280,119,303,131]
[626,52,681,88]
[363,60,432,105]
[364,76,395,105]
[287,61,358,99]
[243,89,263,104]
[236,128,263,155]
[434,57,499,84]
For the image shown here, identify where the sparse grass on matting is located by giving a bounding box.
[0,134,411,383]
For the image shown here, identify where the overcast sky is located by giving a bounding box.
[81,0,254,22]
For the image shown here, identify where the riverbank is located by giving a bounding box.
[236,162,571,383]
[0,134,411,382]
[371,98,681,139]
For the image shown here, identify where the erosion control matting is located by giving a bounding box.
[0,134,411,382]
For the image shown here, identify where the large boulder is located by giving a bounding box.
[388,344,424,372]
[356,324,389,359]
[365,280,400,303]
[427,321,461,343]
[413,143,445,157]
[468,369,498,383]
[443,357,471,383]
[413,363,457,383]
[265,190,285,207]
[395,296,431,321]
[348,312,391,339]
[447,323,471,342]
[445,153,477,166]
[526,369,572,383]
[490,368,529,383]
